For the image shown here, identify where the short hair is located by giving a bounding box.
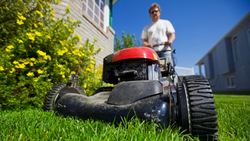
[149,3,161,14]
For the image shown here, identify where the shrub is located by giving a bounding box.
[0,0,105,109]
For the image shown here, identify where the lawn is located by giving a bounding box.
[0,109,191,141]
[0,94,249,141]
[214,95,250,141]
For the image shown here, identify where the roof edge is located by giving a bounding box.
[196,10,250,66]
[112,0,119,5]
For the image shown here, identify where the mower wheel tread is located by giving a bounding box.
[189,96,213,101]
[191,116,218,122]
[198,89,213,93]
[201,104,216,109]
[188,85,211,91]
[186,81,210,86]
[190,99,215,106]
[183,75,218,141]
[189,93,214,98]
[191,108,217,115]
[191,113,206,117]
[43,82,85,111]
[203,122,219,127]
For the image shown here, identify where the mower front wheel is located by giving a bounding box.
[179,75,218,141]
[43,82,85,111]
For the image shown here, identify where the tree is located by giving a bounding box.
[114,31,141,52]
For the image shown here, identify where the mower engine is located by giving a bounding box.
[103,48,162,84]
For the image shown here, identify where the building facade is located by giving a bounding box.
[196,11,250,92]
[53,0,119,65]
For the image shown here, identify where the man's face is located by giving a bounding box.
[150,7,161,22]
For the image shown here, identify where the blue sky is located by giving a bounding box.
[112,0,250,74]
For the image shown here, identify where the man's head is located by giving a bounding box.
[149,3,161,22]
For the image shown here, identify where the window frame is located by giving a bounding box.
[82,0,105,29]
[232,35,238,62]
[248,29,250,47]
[226,76,235,88]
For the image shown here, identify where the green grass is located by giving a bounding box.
[214,95,250,141]
[0,109,192,141]
[0,94,249,141]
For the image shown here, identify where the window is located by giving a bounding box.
[232,36,238,61]
[248,29,250,47]
[82,0,105,29]
[226,76,235,88]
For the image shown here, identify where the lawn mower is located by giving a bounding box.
[43,47,218,140]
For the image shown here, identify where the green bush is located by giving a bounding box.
[0,0,106,109]
[84,65,114,96]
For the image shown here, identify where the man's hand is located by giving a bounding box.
[142,39,153,48]
[164,41,172,47]
[147,44,153,48]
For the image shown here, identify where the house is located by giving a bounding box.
[196,11,250,92]
[53,0,119,65]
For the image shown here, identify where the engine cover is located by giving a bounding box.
[113,47,159,63]
[107,80,163,105]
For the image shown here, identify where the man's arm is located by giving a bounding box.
[164,32,175,46]
[142,39,153,48]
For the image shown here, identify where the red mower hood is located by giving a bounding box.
[113,47,159,62]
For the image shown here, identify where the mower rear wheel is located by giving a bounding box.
[183,75,218,141]
[43,82,85,111]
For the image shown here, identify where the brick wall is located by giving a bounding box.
[52,0,115,65]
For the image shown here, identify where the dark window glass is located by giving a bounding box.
[233,40,238,61]
[227,78,230,87]
[101,2,104,11]
[95,0,99,5]
[231,77,235,86]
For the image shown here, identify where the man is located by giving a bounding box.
[141,3,175,64]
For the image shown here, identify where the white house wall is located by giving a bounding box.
[53,0,115,65]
